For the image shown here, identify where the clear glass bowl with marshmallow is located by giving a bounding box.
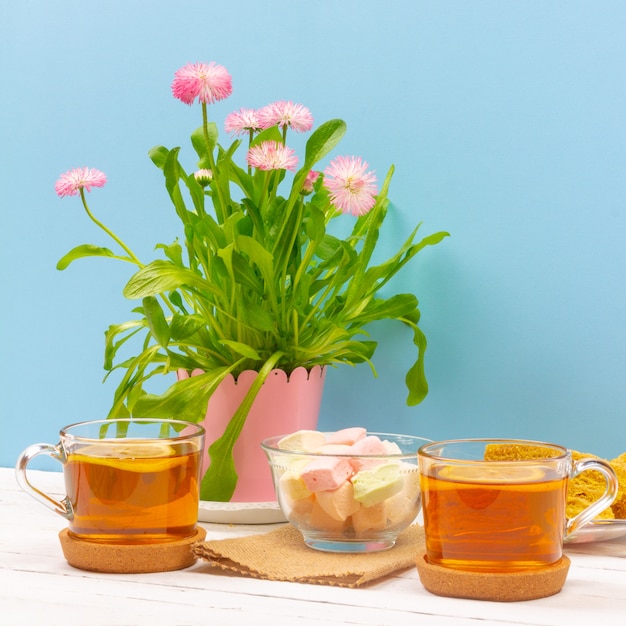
[261,429,431,552]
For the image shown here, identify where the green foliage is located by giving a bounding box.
[58,111,448,500]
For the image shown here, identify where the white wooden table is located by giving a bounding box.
[2,468,625,625]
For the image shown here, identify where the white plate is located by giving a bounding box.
[565,519,626,544]
[198,500,286,524]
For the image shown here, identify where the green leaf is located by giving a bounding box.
[184,172,206,215]
[405,322,429,406]
[353,294,419,324]
[142,296,170,348]
[220,340,262,360]
[241,303,276,333]
[155,240,184,266]
[229,251,264,294]
[155,147,191,226]
[148,145,169,170]
[315,234,342,261]
[123,260,220,299]
[236,235,275,287]
[56,244,118,270]
[169,313,205,340]
[103,319,145,370]
[250,125,282,147]
[303,203,326,245]
[133,367,232,423]
[229,160,255,198]
[191,124,218,167]
[108,402,131,419]
[167,290,188,314]
[304,119,346,169]
[201,351,284,501]
[197,213,228,250]
[105,344,162,418]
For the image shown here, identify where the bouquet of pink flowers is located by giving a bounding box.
[55,61,448,500]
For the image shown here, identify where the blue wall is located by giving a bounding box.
[2,0,625,469]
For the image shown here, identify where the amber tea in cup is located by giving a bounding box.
[418,439,618,573]
[16,419,205,544]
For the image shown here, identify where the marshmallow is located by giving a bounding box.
[315,480,361,522]
[277,430,326,452]
[300,457,353,492]
[381,440,402,455]
[351,501,387,534]
[324,427,367,446]
[308,499,347,532]
[278,459,313,502]
[349,435,389,472]
[385,463,421,525]
[287,494,315,523]
[351,462,404,507]
[315,444,353,455]
[351,435,388,455]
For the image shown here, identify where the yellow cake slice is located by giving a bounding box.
[484,444,624,520]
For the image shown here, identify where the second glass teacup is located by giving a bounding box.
[418,438,618,572]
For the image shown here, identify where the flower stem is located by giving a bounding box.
[201,103,217,172]
[247,128,254,175]
[79,190,142,266]
[202,102,227,223]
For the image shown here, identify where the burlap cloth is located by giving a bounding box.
[193,524,425,587]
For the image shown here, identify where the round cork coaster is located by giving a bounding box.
[58,527,206,573]
[415,552,571,602]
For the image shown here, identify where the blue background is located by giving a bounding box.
[2,0,625,469]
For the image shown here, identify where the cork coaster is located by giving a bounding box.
[415,552,571,602]
[58,527,206,573]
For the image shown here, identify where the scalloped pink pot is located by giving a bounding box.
[188,366,325,502]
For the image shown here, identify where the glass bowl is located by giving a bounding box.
[261,431,431,552]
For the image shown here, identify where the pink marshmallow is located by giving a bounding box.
[300,457,353,492]
[315,444,353,455]
[350,435,388,455]
[324,427,367,446]
[349,435,389,472]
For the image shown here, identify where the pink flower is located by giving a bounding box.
[55,167,107,197]
[171,62,233,105]
[247,141,299,172]
[258,100,313,133]
[323,156,378,216]
[225,108,262,136]
[302,170,320,194]
[194,169,213,186]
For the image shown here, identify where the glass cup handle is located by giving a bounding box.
[15,443,73,520]
[566,458,618,538]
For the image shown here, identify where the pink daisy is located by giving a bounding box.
[257,100,313,133]
[247,141,299,172]
[302,170,320,194]
[225,108,262,136]
[323,156,378,216]
[55,167,107,197]
[171,62,233,105]
[194,169,213,186]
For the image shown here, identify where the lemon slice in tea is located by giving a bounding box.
[436,464,547,485]
[69,442,183,473]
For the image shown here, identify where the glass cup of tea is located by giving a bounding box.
[417,438,618,573]
[15,418,205,544]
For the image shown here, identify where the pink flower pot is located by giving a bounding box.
[182,366,325,502]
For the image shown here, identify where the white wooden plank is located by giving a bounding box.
[3,468,626,626]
